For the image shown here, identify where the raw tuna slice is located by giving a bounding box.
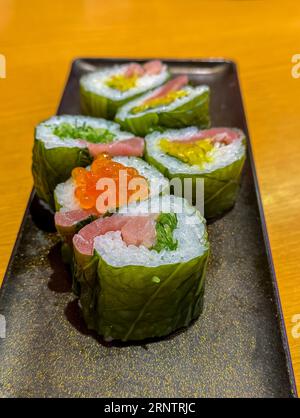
[144,75,188,104]
[73,214,157,256]
[85,137,145,158]
[121,215,157,248]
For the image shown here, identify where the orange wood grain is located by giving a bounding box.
[0,0,299,394]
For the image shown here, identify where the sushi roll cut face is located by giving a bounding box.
[32,115,144,208]
[80,60,170,119]
[54,155,169,241]
[55,155,169,213]
[145,127,246,219]
[72,195,209,341]
[115,75,210,136]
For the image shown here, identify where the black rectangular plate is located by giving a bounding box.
[0,58,297,398]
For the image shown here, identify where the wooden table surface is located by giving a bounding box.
[0,0,299,395]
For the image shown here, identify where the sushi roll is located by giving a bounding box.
[32,115,145,209]
[72,195,210,341]
[144,127,246,219]
[115,75,210,136]
[80,60,170,119]
[54,155,169,268]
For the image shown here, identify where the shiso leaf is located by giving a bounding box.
[32,138,92,209]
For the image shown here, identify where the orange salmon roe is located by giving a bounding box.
[72,154,149,213]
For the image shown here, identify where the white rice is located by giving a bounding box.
[35,115,134,150]
[55,178,81,211]
[145,127,246,175]
[80,64,169,101]
[116,85,209,121]
[55,157,169,212]
[94,195,208,268]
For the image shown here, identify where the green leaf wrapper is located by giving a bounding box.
[54,194,97,243]
[32,139,92,209]
[73,242,209,341]
[115,90,210,137]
